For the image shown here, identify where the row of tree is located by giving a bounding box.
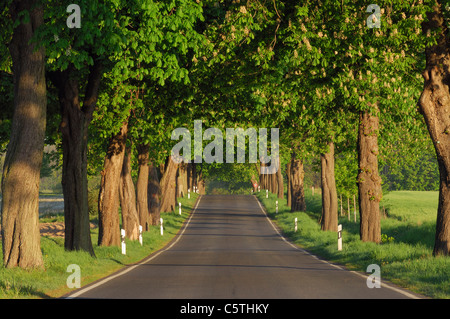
[1,0,450,270]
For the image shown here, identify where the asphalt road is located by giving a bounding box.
[66,195,422,299]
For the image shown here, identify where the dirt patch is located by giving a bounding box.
[39,222,97,238]
[0,222,97,239]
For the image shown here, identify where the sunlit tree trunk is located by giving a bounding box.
[1,0,46,269]
[419,2,450,256]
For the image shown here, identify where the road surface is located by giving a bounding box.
[66,195,422,299]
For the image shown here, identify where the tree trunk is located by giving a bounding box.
[290,156,306,212]
[136,144,150,231]
[320,142,338,232]
[259,162,266,190]
[276,157,284,199]
[190,162,197,191]
[187,163,192,192]
[160,156,179,212]
[148,161,161,225]
[271,171,277,194]
[1,0,46,269]
[197,164,206,194]
[119,147,140,240]
[357,109,382,243]
[286,160,292,207]
[419,3,450,256]
[177,163,187,197]
[98,121,128,246]
[49,58,102,255]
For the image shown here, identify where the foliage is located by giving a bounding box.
[203,162,258,194]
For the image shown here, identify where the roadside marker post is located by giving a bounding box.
[338,224,342,251]
[139,225,143,246]
[179,202,182,215]
[160,218,164,236]
[276,200,278,214]
[266,189,268,198]
[294,217,298,232]
[121,229,126,255]
[188,189,190,199]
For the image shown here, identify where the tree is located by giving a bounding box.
[1,0,46,269]
[97,121,128,247]
[320,142,338,232]
[418,1,450,256]
[41,0,128,255]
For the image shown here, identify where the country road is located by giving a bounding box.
[65,195,422,299]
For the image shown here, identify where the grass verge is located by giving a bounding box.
[0,193,199,299]
[255,190,450,299]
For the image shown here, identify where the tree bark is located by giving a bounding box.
[270,171,277,194]
[276,157,284,199]
[197,164,206,194]
[419,2,450,256]
[160,156,179,213]
[286,160,292,207]
[148,161,161,225]
[119,147,140,240]
[177,163,187,197]
[357,109,382,243]
[320,142,338,232]
[1,0,46,269]
[290,155,306,212]
[49,58,102,255]
[98,121,128,247]
[136,144,150,231]
[259,162,266,190]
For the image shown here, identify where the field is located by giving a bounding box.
[256,190,450,299]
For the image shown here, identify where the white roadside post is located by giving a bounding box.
[160,218,164,236]
[338,224,343,251]
[266,189,268,198]
[276,200,278,214]
[179,202,182,215]
[294,217,298,232]
[258,185,260,192]
[188,188,190,199]
[139,225,143,246]
[121,229,126,255]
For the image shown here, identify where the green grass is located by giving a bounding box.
[0,193,199,299]
[256,190,450,299]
